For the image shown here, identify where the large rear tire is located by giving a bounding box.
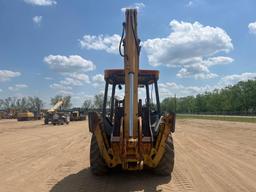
[90,134,108,175]
[154,134,174,176]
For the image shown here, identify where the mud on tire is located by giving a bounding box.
[90,134,108,175]
[154,134,174,176]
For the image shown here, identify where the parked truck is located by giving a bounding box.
[70,109,87,121]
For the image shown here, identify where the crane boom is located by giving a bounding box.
[48,100,64,112]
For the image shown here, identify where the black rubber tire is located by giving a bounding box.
[90,134,108,175]
[153,134,175,176]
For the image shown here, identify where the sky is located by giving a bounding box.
[1,0,256,107]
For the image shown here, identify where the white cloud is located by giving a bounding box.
[0,70,21,81]
[44,55,92,88]
[176,64,218,80]
[219,72,256,87]
[8,84,28,91]
[248,22,256,34]
[0,89,2,92]
[92,74,104,87]
[16,84,28,88]
[57,73,90,87]
[24,0,57,6]
[68,73,90,83]
[186,1,194,7]
[57,90,73,96]
[186,0,201,7]
[50,83,74,95]
[143,20,233,79]
[176,56,233,79]
[159,82,213,98]
[50,83,72,91]
[71,93,94,107]
[60,77,83,86]
[204,56,234,67]
[72,96,82,100]
[44,77,53,80]
[121,2,145,12]
[49,73,90,96]
[44,55,95,73]
[79,34,121,54]
[159,72,256,98]
[33,16,42,25]
[92,74,104,82]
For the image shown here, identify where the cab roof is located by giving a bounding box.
[104,69,159,85]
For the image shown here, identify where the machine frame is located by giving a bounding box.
[88,9,175,175]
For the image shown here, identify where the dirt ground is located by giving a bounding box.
[0,119,256,192]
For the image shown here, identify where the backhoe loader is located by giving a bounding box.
[88,9,175,176]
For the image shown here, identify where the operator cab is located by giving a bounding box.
[102,69,161,140]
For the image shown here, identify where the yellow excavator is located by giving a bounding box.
[17,111,34,121]
[88,9,175,175]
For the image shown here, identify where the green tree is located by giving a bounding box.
[160,79,256,114]
[28,97,43,112]
[2,97,17,111]
[0,99,3,110]
[94,93,104,109]
[15,97,29,112]
[83,99,93,110]
[51,95,72,109]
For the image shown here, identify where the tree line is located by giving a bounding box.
[82,93,104,110]
[161,80,256,115]
[0,97,43,113]
[1,79,255,115]
[0,94,104,112]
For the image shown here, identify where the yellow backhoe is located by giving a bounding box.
[88,9,175,175]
